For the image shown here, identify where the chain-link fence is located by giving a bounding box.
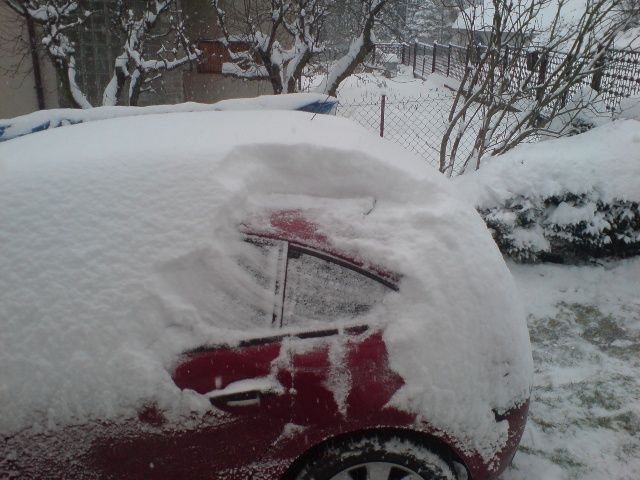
[338,42,640,172]
[337,92,475,171]
[376,42,640,110]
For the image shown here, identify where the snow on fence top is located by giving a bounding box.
[0,93,337,143]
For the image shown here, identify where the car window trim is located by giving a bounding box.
[286,243,399,292]
[184,325,370,354]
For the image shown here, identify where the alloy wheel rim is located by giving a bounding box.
[328,461,424,480]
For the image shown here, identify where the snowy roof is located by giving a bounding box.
[0,111,531,458]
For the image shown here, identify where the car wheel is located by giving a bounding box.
[295,434,458,480]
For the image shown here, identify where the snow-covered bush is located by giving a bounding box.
[481,193,640,262]
[455,120,640,263]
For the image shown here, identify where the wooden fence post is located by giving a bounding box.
[413,42,418,75]
[432,43,437,73]
[446,44,452,76]
[422,45,426,78]
[380,95,386,137]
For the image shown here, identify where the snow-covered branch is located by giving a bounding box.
[6,0,200,107]
[315,0,389,96]
[5,0,92,108]
[212,0,332,94]
[103,0,200,106]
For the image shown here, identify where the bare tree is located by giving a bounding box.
[211,0,331,94]
[212,0,396,96]
[315,0,391,96]
[103,0,200,106]
[439,0,634,176]
[5,0,92,108]
[0,3,47,108]
[4,0,200,108]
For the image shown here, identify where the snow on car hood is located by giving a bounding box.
[0,110,532,458]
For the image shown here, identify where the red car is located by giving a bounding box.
[0,111,532,479]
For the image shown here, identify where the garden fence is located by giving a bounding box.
[372,42,640,110]
[337,42,639,171]
[336,92,475,172]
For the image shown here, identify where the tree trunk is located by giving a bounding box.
[316,1,386,96]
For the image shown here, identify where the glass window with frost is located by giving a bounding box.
[282,247,391,327]
[235,238,286,328]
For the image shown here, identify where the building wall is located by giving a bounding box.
[0,3,59,119]
[181,0,275,103]
[0,0,277,118]
[183,73,272,104]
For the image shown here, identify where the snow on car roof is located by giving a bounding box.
[0,110,531,459]
[0,93,337,143]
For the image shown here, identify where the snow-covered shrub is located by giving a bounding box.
[481,193,640,262]
[455,120,640,263]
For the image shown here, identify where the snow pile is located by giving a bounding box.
[0,111,531,460]
[0,93,337,143]
[455,120,640,262]
[617,95,640,121]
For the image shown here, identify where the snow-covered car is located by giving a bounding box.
[0,110,533,480]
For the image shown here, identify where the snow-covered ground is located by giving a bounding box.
[504,259,640,480]
[449,110,640,478]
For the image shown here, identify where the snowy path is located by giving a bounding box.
[504,259,640,479]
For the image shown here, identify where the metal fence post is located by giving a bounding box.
[379,95,386,137]
[537,52,549,102]
[432,43,437,73]
[446,44,452,76]
[413,42,418,75]
[560,54,573,107]
[503,45,509,74]
[591,45,605,92]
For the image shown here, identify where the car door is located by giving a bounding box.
[277,244,404,429]
[89,238,295,479]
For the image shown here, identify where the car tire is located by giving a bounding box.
[294,434,458,480]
